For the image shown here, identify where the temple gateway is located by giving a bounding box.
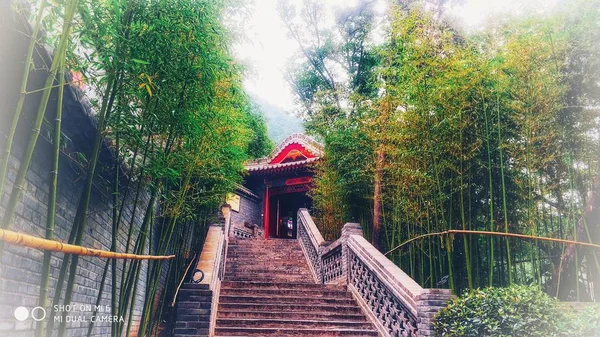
[228,133,323,239]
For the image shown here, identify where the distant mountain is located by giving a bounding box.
[250,95,304,144]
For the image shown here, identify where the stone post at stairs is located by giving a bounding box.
[341,222,363,282]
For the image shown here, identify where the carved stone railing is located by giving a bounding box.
[297,208,324,283]
[296,209,453,337]
[321,240,343,284]
[233,227,253,239]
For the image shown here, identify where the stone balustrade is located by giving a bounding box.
[297,208,453,337]
[321,240,343,284]
[297,208,325,283]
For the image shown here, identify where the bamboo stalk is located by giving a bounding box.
[496,95,513,285]
[35,37,67,337]
[0,0,47,201]
[85,259,110,337]
[0,0,76,231]
[385,229,600,256]
[111,111,121,337]
[459,158,473,289]
[57,50,122,337]
[483,98,495,287]
[0,228,175,259]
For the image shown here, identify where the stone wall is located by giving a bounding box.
[0,5,154,337]
[229,189,262,231]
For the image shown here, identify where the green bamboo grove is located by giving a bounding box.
[283,0,600,301]
[1,0,272,337]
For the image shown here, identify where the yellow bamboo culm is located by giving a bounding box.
[384,229,600,256]
[0,229,175,260]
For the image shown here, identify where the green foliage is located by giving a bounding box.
[434,285,565,337]
[279,0,381,238]
[284,0,600,300]
[1,0,273,336]
[560,304,600,337]
[245,106,274,159]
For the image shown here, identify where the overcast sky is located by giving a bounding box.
[233,0,560,113]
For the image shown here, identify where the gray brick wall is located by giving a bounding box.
[0,124,154,337]
[230,193,261,230]
[0,5,155,336]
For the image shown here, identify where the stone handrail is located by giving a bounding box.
[233,227,253,239]
[297,208,325,282]
[196,225,225,290]
[296,209,453,337]
[194,211,228,336]
[321,240,343,284]
[347,235,452,336]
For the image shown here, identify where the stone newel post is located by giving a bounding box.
[221,203,231,236]
[341,223,363,282]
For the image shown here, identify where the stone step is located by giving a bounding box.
[224,270,311,276]
[215,239,377,336]
[217,302,364,315]
[226,252,306,258]
[221,281,340,290]
[174,327,209,336]
[228,243,303,248]
[225,270,311,276]
[214,327,378,336]
[225,266,310,272]
[175,321,210,329]
[219,295,356,306]
[228,247,303,251]
[216,318,374,330]
[228,244,302,249]
[229,242,302,246]
[178,288,212,295]
[176,308,211,316]
[229,239,299,244]
[225,257,307,263]
[226,260,310,267]
[217,310,366,321]
[226,249,304,253]
[176,313,211,322]
[178,293,212,302]
[177,301,212,309]
[220,287,349,298]
[180,283,210,290]
[226,257,307,263]
[224,276,313,283]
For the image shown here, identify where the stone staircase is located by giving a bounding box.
[214,237,379,336]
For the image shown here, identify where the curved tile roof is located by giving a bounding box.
[245,134,323,174]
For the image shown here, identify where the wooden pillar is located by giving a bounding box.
[263,181,270,238]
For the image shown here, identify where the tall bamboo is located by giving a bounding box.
[111,112,121,337]
[57,57,118,337]
[496,96,513,285]
[483,99,495,286]
[0,0,47,200]
[1,0,76,231]
[35,35,67,337]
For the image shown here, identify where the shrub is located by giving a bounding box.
[433,285,566,337]
[559,304,600,336]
